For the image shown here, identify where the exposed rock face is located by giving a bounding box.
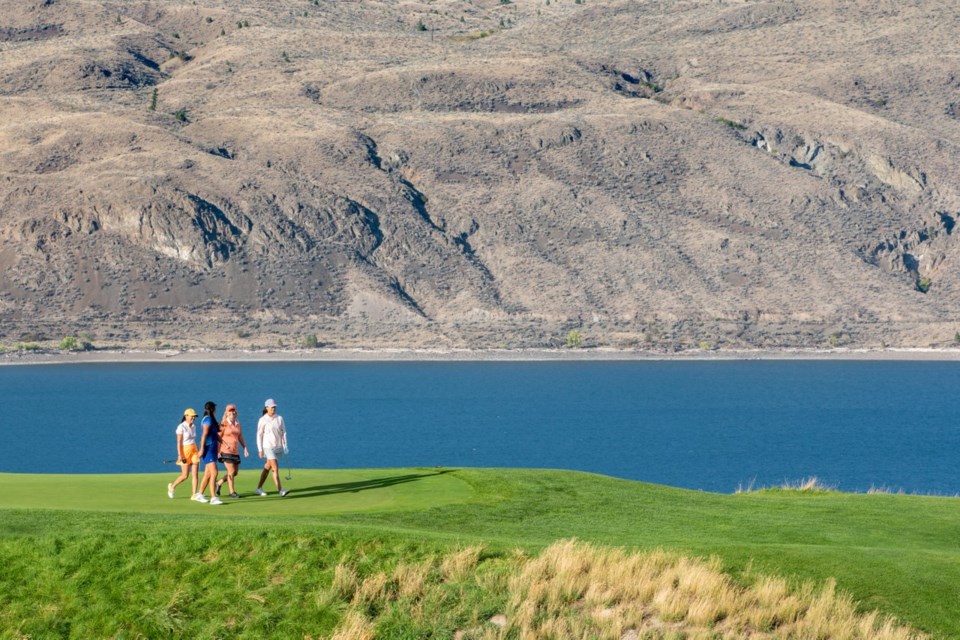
[1,0,959,349]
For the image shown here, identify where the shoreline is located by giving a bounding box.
[4,346,960,365]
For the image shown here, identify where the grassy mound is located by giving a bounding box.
[1,469,957,638]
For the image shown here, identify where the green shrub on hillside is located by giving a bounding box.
[59,336,93,351]
[717,116,747,130]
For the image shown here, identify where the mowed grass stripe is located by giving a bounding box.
[0,468,474,515]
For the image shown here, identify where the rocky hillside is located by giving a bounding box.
[2,0,960,350]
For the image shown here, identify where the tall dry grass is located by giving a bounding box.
[737,476,836,493]
[326,540,925,640]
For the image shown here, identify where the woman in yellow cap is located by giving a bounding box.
[168,408,200,499]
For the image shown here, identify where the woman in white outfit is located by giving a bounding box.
[256,398,289,496]
[168,408,200,499]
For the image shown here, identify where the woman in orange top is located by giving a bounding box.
[215,404,249,498]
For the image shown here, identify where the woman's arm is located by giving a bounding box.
[238,425,249,457]
[177,432,185,463]
[200,422,210,458]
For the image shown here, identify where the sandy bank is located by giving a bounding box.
[4,346,960,365]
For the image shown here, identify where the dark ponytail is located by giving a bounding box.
[204,401,219,430]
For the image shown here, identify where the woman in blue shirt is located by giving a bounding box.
[196,401,223,505]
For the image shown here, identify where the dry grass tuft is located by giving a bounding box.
[322,540,925,640]
[738,476,838,493]
[780,476,835,491]
[441,545,484,582]
[498,540,924,639]
[332,563,357,599]
[352,572,389,606]
[329,611,375,640]
[393,559,433,599]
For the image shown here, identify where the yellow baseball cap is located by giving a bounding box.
[184,408,198,417]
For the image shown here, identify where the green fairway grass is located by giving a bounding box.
[0,468,472,515]
[1,468,957,638]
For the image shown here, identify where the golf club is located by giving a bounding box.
[284,456,292,481]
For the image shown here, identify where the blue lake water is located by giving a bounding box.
[1,360,958,494]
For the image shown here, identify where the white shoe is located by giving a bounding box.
[255,487,266,496]
[279,489,289,497]
[209,497,223,505]
[192,493,209,503]
[167,483,174,499]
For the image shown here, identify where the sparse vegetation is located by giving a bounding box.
[566,329,583,348]
[15,343,40,351]
[450,30,495,42]
[282,50,290,63]
[148,87,157,111]
[58,336,80,350]
[917,277,931,293]
[173,108,188,123]
[205,16,213,23]
[717,116,747,130]
[416,18,428,31]
[303,333,318,348]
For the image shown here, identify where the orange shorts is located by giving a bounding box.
[180,444,200,465]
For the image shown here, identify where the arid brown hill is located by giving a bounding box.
[2,0,959,350]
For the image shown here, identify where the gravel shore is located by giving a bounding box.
[4,347,960,365]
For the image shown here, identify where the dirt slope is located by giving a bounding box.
[2,0,959,349]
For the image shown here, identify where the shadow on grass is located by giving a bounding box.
[280,469,458,500]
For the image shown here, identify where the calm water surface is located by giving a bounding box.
[1,360,957,494]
